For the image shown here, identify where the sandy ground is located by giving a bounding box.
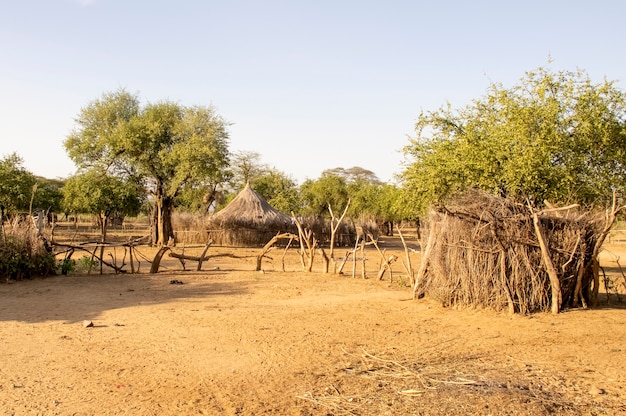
[1,239,625,415]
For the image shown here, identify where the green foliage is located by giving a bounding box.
[229,150,264,191]
[402,67,626,215]
[251,169,299,214]
[322,166,380,184]
[0,153,37,214]
[62,168,143,220]
[297,168,408,223]
[299,173,349,216]
[0,154,62,218]
[57,255,101,275]
[76,255,99,273]
[64,89,231,245]
[58,258,75,275]
[31,177,64,214]
[174,185,210,213]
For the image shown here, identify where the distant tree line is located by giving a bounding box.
[3,65,625,248]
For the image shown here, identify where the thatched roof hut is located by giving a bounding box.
[207,183,295,246]
[413,190,610,314]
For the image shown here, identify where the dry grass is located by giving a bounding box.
[416,190,604,313]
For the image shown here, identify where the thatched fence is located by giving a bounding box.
[413,190,621,314]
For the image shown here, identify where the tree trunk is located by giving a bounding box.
[150,207,158,245]
[154,194,175,246]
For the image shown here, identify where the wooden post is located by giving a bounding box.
[413,221,436,299]
[197,240,213,271]
[327,200,350,273]
[397,227,414,286]
[531,211,561,314]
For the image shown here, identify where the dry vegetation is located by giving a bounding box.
[415,191,611,314]
[1,217,625,415]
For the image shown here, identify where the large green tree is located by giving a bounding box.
[402,67,626,215]
[65,90,231,245]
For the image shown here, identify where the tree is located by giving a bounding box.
[32,177,64,216]
[251,168,299,214]
[402,67,626,214]
[65,89,231,245]
[0,154,63,218]
[0,153,37,215]
[62,169,143,243]
[229,150,264,190]
[299,173,349,217]
[323,166,380,184]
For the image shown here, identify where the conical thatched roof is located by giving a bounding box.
[208,182,293,230]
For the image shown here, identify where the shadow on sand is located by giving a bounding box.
[0,270,249,324]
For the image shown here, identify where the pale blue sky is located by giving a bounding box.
[1,0,624,184]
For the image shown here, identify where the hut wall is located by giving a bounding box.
[208,227,296,247]
[416,192,602,313]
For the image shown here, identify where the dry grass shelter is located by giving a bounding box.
[207,183,295,246]
[413,190,614,314]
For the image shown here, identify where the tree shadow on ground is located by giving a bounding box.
[0,271,249,324]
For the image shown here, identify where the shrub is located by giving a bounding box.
[0,218,56,281]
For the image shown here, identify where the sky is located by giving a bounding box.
[1,0,625,185]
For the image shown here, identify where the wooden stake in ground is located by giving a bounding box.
[413,220,437,299]
[292,214,316,272]
[397,227,415,286]
[326,200,350,273]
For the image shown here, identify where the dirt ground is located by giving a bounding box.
[1,236,625,415]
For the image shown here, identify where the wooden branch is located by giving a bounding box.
[413,221,437,299]
[367,233,396,281]
[397,227,415,286]
[351,234,360,278]
[584,191,626,306]
[377,255,398,281]
[150,246,171,273]
[51,242,128,274]
[336,250,352,274]
[197,240,213,271]
[360,239,366,279]
[538,203,580,215]
[327,199,350,265]
[291,214,316,272]
[168,251,212,262]
[530,208,561,314]
[319,247,329,273]
[255,233,298,271]
[488,225,514,314]
[499,249,514,315]
[573,248,588,309]
[281,237,296,272]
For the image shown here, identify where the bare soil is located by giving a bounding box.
[1,236,625,415]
